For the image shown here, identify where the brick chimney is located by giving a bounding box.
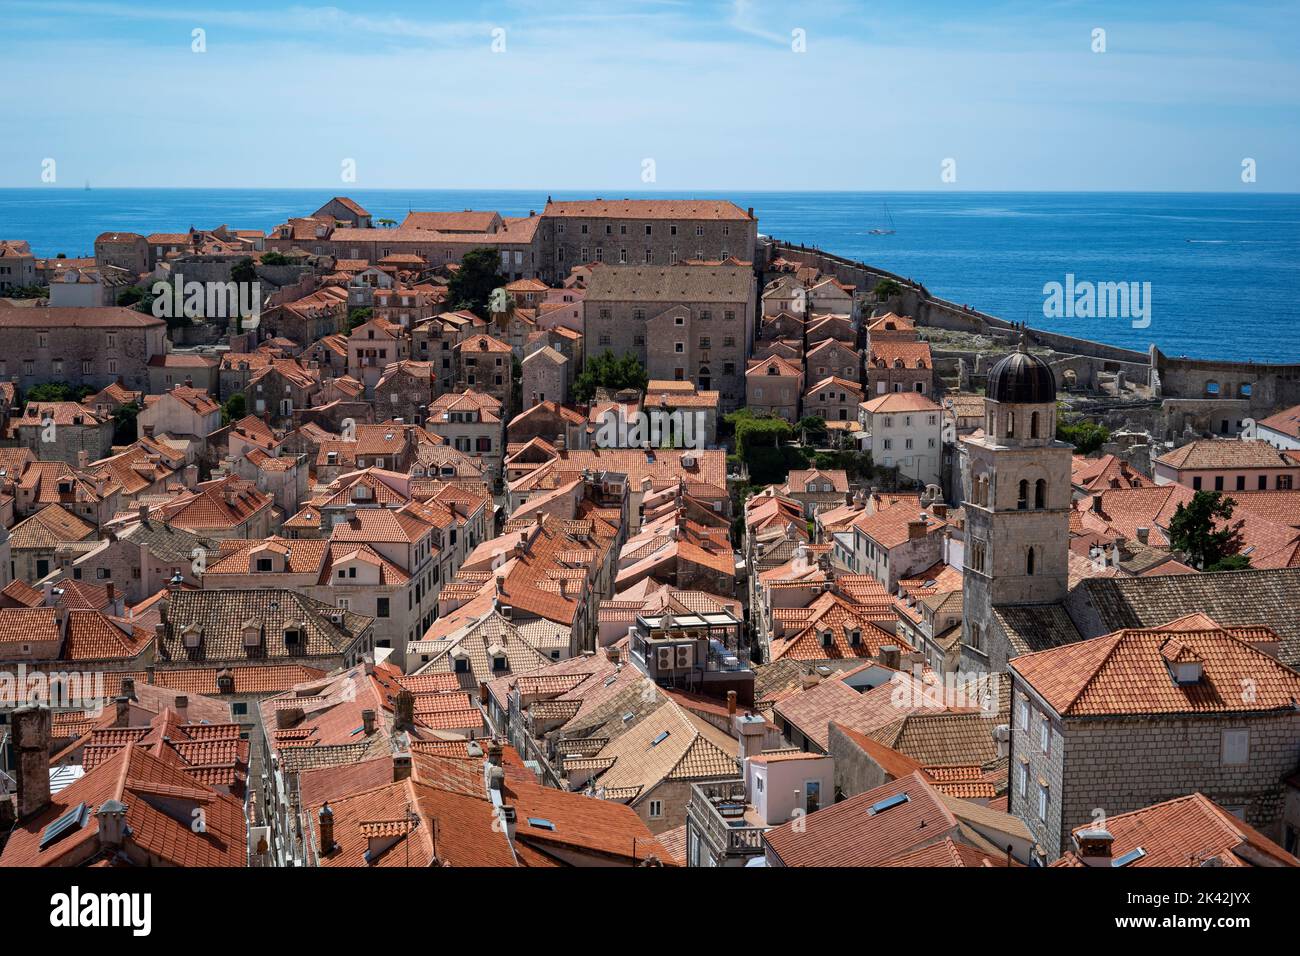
[114,694,132,727]
[878,645,901,670]
[393,689,415,731]
[361,708,377,736]
[1075,827,1115,867]
[1136,526,1150,545]
[318,803,335,856]
[393,752,413,781]
[13,705,52,820]
[907,517,928,541]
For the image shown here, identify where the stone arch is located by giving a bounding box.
[1035,478,1047,509]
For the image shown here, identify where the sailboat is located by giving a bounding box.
[868,201,895,235]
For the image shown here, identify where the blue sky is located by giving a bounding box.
[1,0,1296,190]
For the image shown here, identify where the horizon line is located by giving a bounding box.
[2,186,1294,196]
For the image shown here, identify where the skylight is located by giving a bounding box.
[40,802,90,850]
[1112,846,1147,867]
[527,817,556,831]
[867,793,910,816]
[651,731,670,746]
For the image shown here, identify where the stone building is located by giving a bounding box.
[13,402,115,465]
[0,306,167,392]
[745,356,803,422]
[93,231,150,274]
[521,345,568,408]
[959,340,1072,672]
[540,198,758,284]
[454,333,513,412]
[1009,616,1300,863]
[584,264,756,411]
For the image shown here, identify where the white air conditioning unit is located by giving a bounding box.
[675,644,694,669]
[656,646,674,671]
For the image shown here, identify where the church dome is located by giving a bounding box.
[987,337,1056,404]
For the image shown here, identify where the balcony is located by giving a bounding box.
[686,780,766,862]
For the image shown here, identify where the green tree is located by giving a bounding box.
[112,401,141,444]
[1168,491,1247,571]
[796,415,828,446]
[347,307,373,330]
[260,251,292,266]
[24,382,94,404]
[874,278,903,300]
[447,247,506,318]
[1058,419,1110,455]
[222,393,247,426]
[572,350,648,403]
[231,257,257,284]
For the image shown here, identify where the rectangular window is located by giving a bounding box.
[648,800,663,819]
[1038,783,1049,821]
[1221,729,1250,766]
[376,597,390,618]
[1039,717,1050,755]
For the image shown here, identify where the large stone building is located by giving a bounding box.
[583,264,756,411]
[959,341,1072,671]
[0,306,167,391]
[540,198,758,283]
[1009,615,1300,863]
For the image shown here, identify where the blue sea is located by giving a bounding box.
[1,189,1296,363]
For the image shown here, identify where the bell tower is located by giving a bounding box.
[960,336,1072,670]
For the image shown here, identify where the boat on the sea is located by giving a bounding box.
[868,201,895,235]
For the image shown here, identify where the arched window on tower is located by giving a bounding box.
[1026,547,1036,576]
[1031,411,1040,438]
[1035,479,1047,510]
[1007,412,1015,438]
[1017,479,1029,510]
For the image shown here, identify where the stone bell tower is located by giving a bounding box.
[960,336,1072,670]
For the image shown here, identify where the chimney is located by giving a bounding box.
[114,694,132,727]
[138,503,150,526]
[95,799,130,850]
[120,676,137,701]
[605,645,621,665]
[13,705,52,820]
[77,449,89,469]
[1075,827,1115,867]
[907,518,928,541]
[105,582,115,607]
[318,803,335,856]
[727,690,737,716]
[174,695,189,719]
[878,645,901,670]
[931,503,948,519]
[393,752,413,781]
[1136,526,1150,545]
[554,432,565,451]
[486,739,503,768]
[42,580,54,606]
[993,723,1010,759]
[393,689,415,731]
[361,708,377,736]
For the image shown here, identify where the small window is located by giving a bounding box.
[1221,729,1249,766]
[648,800,663,819]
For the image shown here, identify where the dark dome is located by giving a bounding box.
[987,345,1056,404]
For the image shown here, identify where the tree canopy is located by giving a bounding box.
[1167,490,1248,571]
[447,247,507,318]
[572,350,648,403]
[1058,419,1110,455]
